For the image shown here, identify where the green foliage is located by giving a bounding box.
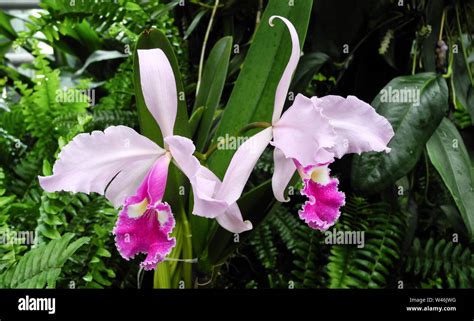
[0,167,27,272]
[0,233,89,288]
[327,198,405,288]
[427,118,474,239]
[193,36,232,151]
[0,0,473,290]
[249,223,277,270]
[352,73,449,193]
[290,228,323,288]
[404,238,474,288]
[244,197,406,289]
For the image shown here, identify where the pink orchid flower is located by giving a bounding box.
[233,16,395,231]
[38,48,251,269]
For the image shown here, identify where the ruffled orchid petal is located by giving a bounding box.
[113,158,175,270]
[269,15,301,123]
[272,148,296,202]
[299,177,345,231]
[138,49,177,138]
[166,135,255,233]
[217,127,273,205]
[114,201,175,270]
[38,126,164,207]
[312,95,394,158]
[272,94,337,167]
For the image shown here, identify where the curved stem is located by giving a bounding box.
[411,42,417,75]
[195,0,219,97]
[190,0,223,9]
[454,1,474,86]
[439,8,447,42]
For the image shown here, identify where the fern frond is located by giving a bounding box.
[0,233,89,288]
[404,238,474,288]
[291,228,323,288]
[326,197,405,288]
[250,223,277,270]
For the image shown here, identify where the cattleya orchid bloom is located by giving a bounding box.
[235,16,395,230]
[38,48,251,269]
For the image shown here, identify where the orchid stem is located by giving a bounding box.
[195,0,219,97]
[179,207,193,288]
[454,2,474,86]
[237,122,272,135]
[190,0,223,9]
[194,121,271,161]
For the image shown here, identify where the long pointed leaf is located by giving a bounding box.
[194,36,232,151]
[427,118,474,239]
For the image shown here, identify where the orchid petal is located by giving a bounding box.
[217,127,273,205]
[269,15,301,123]
[39,126,164,207]
[191,167,228,218]
[272,94,336,167]
[104,158,155,208]
[166,135,254,232]
[145,153,171,205]
[138,49,177,138]
[114,161,175,270]
[312,95,395,158]
[216,203,253,234]
[299,177,345,231]
[165,135,228,218]
[272,148,296,202]
[114,201,175,270]
[164,135,200,178]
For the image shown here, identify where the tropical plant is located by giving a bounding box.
[0,0,472,290]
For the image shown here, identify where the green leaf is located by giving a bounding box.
[38,225,61,240]
[291,52,329,94]
[351,73,448,193]
[75,50,128,76]
[452,35,474,123]
[125,1,143,11]
[207,0,313,177]
[427,118,474,239]
[0,11,18,40]
[133,29,190,144]
[0,233,89,288]
[184,9,208,40]
[194,36,232,151]
[188,106,204,136]
[206,179,278,268]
